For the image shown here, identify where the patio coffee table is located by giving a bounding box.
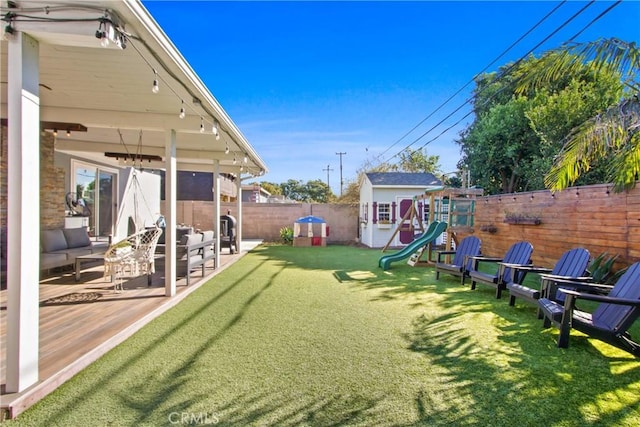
[75,253,113,282]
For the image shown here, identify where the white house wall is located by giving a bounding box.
[359,177,374,247]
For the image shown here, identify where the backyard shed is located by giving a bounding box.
[293,215,327,247]
[359,172,442,248]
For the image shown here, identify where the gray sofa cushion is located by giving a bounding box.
[178,233,203,260]
[63,227,91,249]
[41,229,68,252]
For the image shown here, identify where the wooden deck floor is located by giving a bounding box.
[0,240,262,419]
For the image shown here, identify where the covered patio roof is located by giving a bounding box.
[1,0,268,400]
[1,0,267,175]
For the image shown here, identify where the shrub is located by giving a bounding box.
[589,252,627,284]
[280,226,293,245]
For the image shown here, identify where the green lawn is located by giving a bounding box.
[10,245,640,426]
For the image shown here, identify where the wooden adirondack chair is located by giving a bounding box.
[538,262,640,355]
[468,241,533,298]
[506,247,591,308]
[435,235,481,285]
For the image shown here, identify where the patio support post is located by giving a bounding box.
[236,174,242,248]
[213,160,221,268]
[164,129,177,296]
[6,32,41,392]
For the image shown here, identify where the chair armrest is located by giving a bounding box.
[469,255,502,273]
[436,250,456,262]
[558,288,640,306]
[540,274,591,282]
[546,279,613,300]
[500,263,547,272]
[545,277,609,289]
[469,256,502,263]
[469,255,502,261]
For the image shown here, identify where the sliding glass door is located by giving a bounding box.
[72,161,117,238]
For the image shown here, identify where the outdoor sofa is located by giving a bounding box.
[40,227,108,271]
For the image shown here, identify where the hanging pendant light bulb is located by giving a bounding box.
[216,133,220,141]
[53,129,58,137]
[152,70,159,94]
[179,101,186,119]
[243,155,248,163]
[212,121,218,135]
[225,144,229,154]
[200,117,205,133]
[233,155,237,165]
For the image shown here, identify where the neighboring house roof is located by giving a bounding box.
[365,172,442,187]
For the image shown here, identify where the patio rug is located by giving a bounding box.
[40,292,103,306]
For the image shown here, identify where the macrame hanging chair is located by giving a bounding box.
[104,130,162,291]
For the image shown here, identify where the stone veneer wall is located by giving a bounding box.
[0,127,65,230]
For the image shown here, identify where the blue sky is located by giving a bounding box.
[143,1,640,194]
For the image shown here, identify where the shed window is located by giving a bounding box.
[378,203,391,222]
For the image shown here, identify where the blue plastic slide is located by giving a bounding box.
[378,221,448,270]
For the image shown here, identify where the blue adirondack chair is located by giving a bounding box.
[506,247,591,308]
[538,261,640,355]
[468,241,533,299]
[435,235,481,285]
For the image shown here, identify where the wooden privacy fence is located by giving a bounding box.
[460,183,640,270]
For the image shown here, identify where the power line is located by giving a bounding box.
[374,0,569,163]
[410,0,621,155]
[379,0,613,164]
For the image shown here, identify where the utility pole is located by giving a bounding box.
[335,151,346,196]
[322,164,333,200]
[322,164,333,188]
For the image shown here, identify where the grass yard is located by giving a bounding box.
[8,245,640,426]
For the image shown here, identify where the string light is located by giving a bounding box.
[225,144,229,154]
[152,69,159,94]
[53,129,58,137]
[243,154,248,163]
[233,154,237,164]
[179,101,185,119]
[200,117,205,133]
[3,24,15,41]
[66,129,71,137]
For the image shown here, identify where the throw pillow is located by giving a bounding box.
[63,228,91,249]
[41,229,68,252]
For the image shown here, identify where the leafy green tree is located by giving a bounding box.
[525,75,623,188]
[257,181,282,195]
[394,148,441,173]
[306,179,334,203]
[514,38,639,192]
[458,49,627,194]
[281,179,306,201]
[280,179,334,203]
[458,96,539,193]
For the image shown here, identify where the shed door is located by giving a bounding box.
[399,198,414,244]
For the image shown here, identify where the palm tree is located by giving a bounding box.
[516,38,640,192]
